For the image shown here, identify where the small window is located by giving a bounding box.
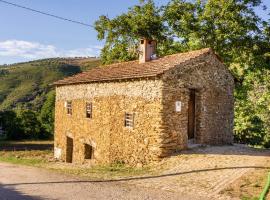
[84,144,93,159]
[124,112,134,128]
[86,102,92,118]
[66,101,72,115]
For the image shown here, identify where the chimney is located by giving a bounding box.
[139,39,157,64]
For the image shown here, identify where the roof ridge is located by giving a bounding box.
[54,47,215,86]
[97,47,213,69]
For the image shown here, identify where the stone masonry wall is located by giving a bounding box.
[54,79,164,166]
[159,54,234,156]
[54,54,234,165]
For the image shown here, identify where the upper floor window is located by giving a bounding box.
[66,101,72,115]
[86,102,92,119]
[124,112,134,128]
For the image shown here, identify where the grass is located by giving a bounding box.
[0,153,48,166]
[223,168,270,200]
[47,162,151,180]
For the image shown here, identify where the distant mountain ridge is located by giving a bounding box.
[0,57,101,111]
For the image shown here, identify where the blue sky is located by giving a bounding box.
[0,0,269,64]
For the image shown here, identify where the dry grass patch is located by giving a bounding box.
[221,168,270,200]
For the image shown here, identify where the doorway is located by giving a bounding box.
[84,143,93,160]
[188,89,196,140]
[66,137,73,163]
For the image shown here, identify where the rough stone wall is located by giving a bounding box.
[54,79,164,166]
[160,54,234,156]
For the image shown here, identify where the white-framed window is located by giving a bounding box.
[124,112,134,128]
[66,101,72,115]
[86,102,92,119]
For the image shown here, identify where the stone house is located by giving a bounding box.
[54,39,234,166]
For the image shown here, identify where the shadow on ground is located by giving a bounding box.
[3,166,270,186]
[0,184,51,200]
[0,143,53,151]
[179,144,270,157]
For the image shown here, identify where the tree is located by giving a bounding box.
[39,90,55,136]
[94,0,170,64]
[17,110,49,139]
[0,110,23,140]
[95,0,270,147]
[164,0,265,70]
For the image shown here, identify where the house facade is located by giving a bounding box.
[54,40,234,166]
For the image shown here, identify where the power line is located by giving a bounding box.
[0,0,95,28]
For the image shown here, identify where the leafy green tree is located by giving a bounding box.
[0,110,23,140]
[17,110,47,139]
[164,0,266,70]
[39,90,55,136]
[94,0,170,64]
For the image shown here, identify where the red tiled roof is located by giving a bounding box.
[54,48,214,86]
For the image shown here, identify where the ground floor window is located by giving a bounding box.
[66,136,73,163]
[84,143,93,159]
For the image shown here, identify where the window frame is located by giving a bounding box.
[66,101,72,115]
[85,102,92,119]
[124,112,134,128]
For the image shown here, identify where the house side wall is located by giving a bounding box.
[160,55,234,156]
[54,79,163,165]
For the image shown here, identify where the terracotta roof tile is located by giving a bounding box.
[54,48,213,86]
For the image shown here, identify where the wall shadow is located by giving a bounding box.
[3,166,269,186]
[0,184,50,200]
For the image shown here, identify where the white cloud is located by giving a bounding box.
[0,40,101,63]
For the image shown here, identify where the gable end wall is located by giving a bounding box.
[159,54,234,156]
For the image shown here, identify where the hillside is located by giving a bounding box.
[0,57,101,111]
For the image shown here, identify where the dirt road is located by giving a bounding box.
[0,162,199,200]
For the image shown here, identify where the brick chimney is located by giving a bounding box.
[139,39,157,64]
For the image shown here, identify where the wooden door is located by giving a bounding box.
[66,137,73,163]
[188,89,196,139]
